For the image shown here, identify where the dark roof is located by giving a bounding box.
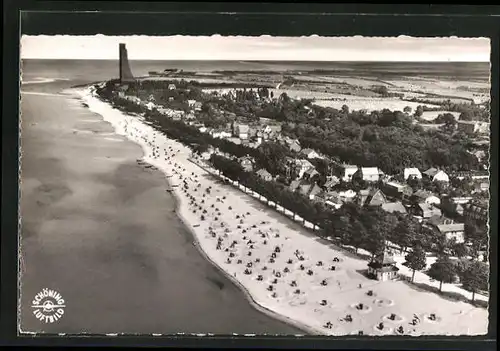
[368,261,399,271]
[437,223,465,233]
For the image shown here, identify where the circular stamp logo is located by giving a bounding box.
[31,288,66,323]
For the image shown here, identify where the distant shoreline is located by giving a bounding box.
[21,59,491,82]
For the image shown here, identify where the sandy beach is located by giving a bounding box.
[81,85,488,336]
[18,86,303,335]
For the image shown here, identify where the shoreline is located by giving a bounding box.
[77,84,488,336]
[74,85,315,336]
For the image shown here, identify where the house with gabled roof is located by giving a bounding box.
[413,202,442,219]
[383,181,413,201]
[356,188,388,207]
[425,218,466,244]
[367,252,399,281]
[323,176,340,190]
[303,167,320,180]
[341,164,359,182]
[404,167,422,180]
[423,168,449,182]
[338,189,357,202]
[436,223,465,243]
[293,159,315,179]
[381,202,407,215]
[412,189,441,206]
[300,148,321,159]
[358,167,380,182]
[296,182,322,200]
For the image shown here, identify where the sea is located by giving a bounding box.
[21,59,491,86]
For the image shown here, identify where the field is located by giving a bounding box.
[385,78,490,104]
[156,68,490,113]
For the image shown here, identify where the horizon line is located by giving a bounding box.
[20,58,491,63]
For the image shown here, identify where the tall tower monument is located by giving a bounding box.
[119,43,135,83]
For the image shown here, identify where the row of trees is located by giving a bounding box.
[405,248,488,302]
[207,153,475,259]
[407,98,490,122]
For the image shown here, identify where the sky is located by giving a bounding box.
[20,35,491,62]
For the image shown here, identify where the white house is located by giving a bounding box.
[412,190,441,205]
[234,124,250,140]
[436,223,465,243]
[187,99,196,108]
[423,168,450,182]
[404,167,422,180]
[426,195,441,206]
[360,167,380,182]
[338,189,357,201]
[300,148,321,159]
[168,83,176,90]
[341,164,359,182]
